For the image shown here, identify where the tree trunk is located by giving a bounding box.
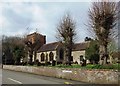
[29,50,33,64]
[63,47,68,65]
[68,48,72,65]
[99,45,108,65]
[65,47,72,65]
[63,47,71,65]
[33,51,36,62]
[109,54,113,64]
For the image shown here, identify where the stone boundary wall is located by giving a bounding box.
[3,65,119,84]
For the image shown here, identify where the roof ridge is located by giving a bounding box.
[43,41,60,45]
[27,32,45,36]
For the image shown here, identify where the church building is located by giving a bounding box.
[26,32,89,64]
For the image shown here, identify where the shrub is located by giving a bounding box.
[74,61,78,64]
[28,61,34,65]
[85,64,120,69]
[52,60,56,66]
[101,64,113,69]
[85,64,95,69]
[34,59,41,66]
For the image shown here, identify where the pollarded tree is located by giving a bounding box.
[88,0,117,65]
[107,40,118,64]
[56,13,76,65]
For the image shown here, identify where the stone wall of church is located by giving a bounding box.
[37,50,86,64]
[72,50,86,64]
[37,51,56,63]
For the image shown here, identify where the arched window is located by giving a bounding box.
[71,56,73,61]
[59,48,64,60]
[41,53,45,61]
[80,55,83,61]
[49,52,54,61]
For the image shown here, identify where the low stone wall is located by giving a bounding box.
[3,65,119,84]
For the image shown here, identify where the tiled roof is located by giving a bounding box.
[37,42,61,52]
[72,42,89,51]
[37,41,89,52]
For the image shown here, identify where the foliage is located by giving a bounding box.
[88,1,117,65]
[107,40,118,64]
[24,63,120,70]
[56,13,76,65]
[53,64,81,68]
[13,45,25,65]
[34,59,41,66]
[85,39,99,64]
[108,40,118,54]
[2,35,25,65]
[85,64,120,70]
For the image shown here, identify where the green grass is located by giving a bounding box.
[47,63,120,70]
[47,64,81,68]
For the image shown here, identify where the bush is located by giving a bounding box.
[74,61,78,64]
[85,64,120,69]
[28,61,34,65]
[71,64,81,68]
[41,63,45,66]
[113,64,119,70]
[34,59,41,66]
[22,62,27,66]
[81,60,86,66]
[101,64,113,69]
[52,60,56,66]
[85,64,95,69]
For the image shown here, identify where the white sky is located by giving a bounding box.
[0,0,119,43]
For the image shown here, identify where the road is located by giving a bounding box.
[2,69,86,85]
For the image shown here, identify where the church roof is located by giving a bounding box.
[37,42,61,52]
[37,41,89,52]
[72,42,89,51]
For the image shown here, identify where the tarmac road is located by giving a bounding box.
[2,69,86,85]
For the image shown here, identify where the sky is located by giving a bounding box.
[0,0,119,43]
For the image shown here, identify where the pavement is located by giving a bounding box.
[2,69,86,85]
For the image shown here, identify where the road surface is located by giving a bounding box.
[2,69,86,85]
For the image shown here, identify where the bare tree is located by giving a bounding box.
[56,13,76,65]
[88,0,117,65]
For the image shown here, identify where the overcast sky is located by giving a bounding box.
[1,0,118,43]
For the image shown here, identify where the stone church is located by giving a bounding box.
[26,32,89,64]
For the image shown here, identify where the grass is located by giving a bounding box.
[47,64,81,68]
